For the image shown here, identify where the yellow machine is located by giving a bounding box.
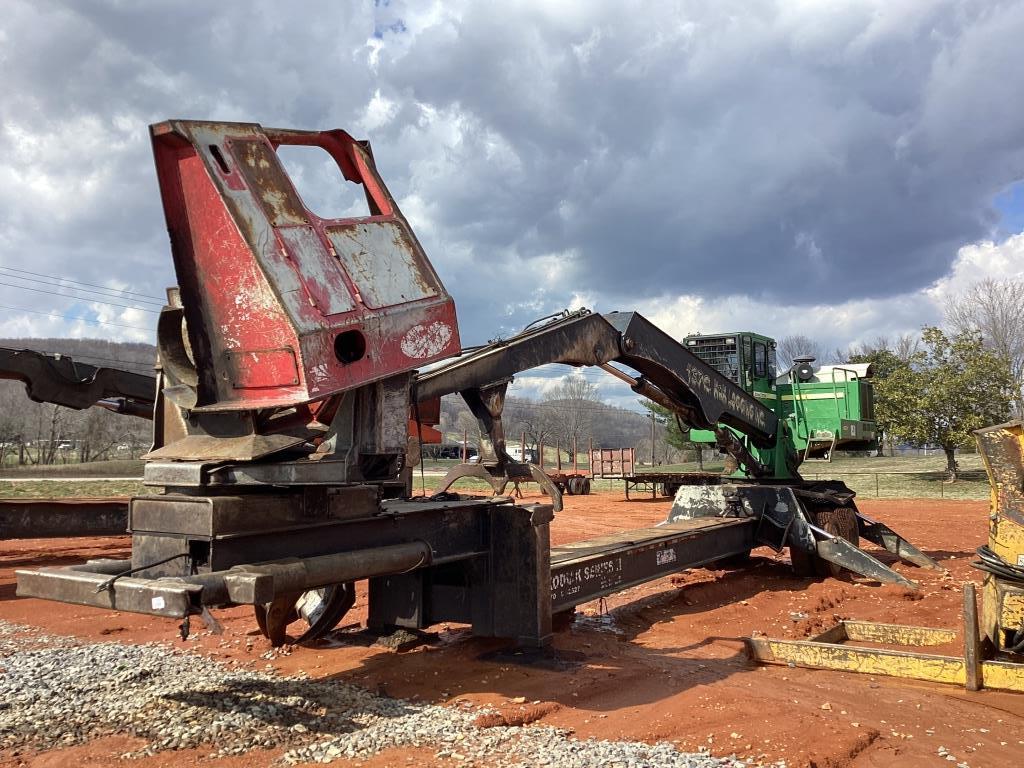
[745,420,1024,692]
[975,420,1024,658]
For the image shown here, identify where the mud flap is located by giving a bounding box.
[856,513,942,570]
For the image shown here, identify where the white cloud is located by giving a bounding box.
[359,89,399,132]
[641,230,1024,358]
[927,232,1024,303]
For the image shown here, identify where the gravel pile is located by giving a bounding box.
[0,620,770,767]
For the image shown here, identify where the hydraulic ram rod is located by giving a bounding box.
[17,541,433,618]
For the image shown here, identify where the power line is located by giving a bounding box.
[0,270,165,308]
[0,266,165,302]
[21,350,156,371]
[0,281,162,314]
[499,400,649,416]
[0,303,154,332]
[0,346,156,372]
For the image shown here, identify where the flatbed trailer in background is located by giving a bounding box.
[507,436,595,495]
[617,472,720,500]
[588,448,719,499]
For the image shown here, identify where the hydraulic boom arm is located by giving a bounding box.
[415,310,788,479]
[0,348,156,419]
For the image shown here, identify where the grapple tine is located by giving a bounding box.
[814,535,919,589]
[856,513,943,570]
[432,462,563,513]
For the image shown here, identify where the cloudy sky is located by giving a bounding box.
[1,0,1023,407]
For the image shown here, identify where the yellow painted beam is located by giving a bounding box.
[840,620,955,647]
[746,629,1024,694]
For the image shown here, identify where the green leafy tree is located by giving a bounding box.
[845,347,906,457]
[881,327,1014,480]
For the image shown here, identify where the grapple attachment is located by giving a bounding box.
[666,483,940,586]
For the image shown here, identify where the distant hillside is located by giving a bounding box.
[437,392,683,463]
[0,337,156,375]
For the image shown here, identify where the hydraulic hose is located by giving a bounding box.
[971,545,1024,653]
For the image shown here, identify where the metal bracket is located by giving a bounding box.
[746,585,1024,693]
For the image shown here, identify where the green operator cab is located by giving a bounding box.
[684,332,877,475]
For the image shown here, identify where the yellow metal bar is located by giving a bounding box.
[839,620,955,646]
[982,661,1024,693]
[746,628,1024,693]
[780,392,846,401]
[746,636,966,686]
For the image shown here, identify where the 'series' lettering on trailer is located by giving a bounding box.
[551,557,624,600]
[683,361,767,432]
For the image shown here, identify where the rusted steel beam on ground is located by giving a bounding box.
[0,498,129,538]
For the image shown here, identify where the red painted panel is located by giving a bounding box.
[150,121,462,411]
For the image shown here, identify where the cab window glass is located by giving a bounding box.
[754,342,767,378]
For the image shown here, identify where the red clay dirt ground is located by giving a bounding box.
[1,491,1021,768]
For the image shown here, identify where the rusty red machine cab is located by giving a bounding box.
[150,120,460,412]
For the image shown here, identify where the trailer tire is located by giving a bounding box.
[581,478,591,495]
[660,482,681,497]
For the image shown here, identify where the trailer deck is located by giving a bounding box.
[606,472,722,500]
[550,516,753,613]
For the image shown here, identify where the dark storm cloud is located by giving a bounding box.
[1,0,1022,348]
[0,0,378,325]
[376,1,1024,311]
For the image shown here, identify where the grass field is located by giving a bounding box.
[642,452,989,500]
[0,480,146,498]
[0,459,145,478]
[0,453,991,501]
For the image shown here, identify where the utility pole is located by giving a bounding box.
[650,412,656,466]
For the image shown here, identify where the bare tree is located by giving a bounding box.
[545,374,601,457]
[945,277,1024,416]
[0,385,25,468]
[72,407,124,463]
[893,333,921,363]
[777,334,822,370]
[504,397,557,456]
[27,404,69,465]
[454,410,480,444]
[836,334,919,366]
